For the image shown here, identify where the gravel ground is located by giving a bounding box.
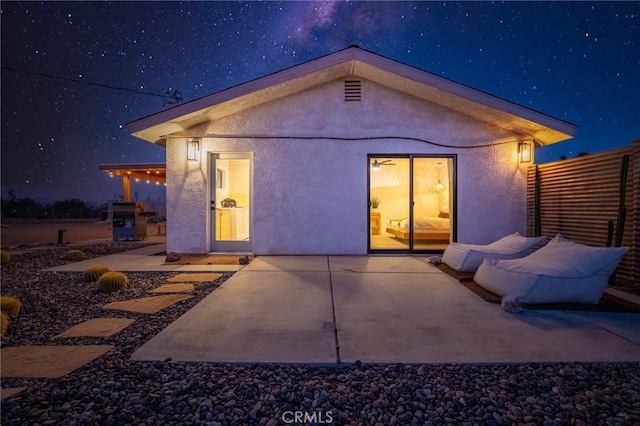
[2,243,640,425]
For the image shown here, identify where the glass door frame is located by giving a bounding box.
[208,152,253,253]
[367,154,457,254]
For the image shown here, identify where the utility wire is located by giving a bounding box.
[1,65,182,105]
[194,134,535,150]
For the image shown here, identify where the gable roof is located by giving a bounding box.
[128,46,577,146]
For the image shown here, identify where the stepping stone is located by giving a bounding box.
[0,345,114,379]
[103,295,192,314]
[149,283,195,294]
[54,318,135,339]
[167,273,223,283]
[1,387,26,400]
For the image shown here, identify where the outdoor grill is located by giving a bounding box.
[112,202,154,241]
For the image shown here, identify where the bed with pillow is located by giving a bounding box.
[474,234,628,304]
[442,232,547,273]
[386,216,450,241]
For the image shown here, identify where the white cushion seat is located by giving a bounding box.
[474,234,628,304]
[442,232,547,273]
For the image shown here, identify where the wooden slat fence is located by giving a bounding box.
[526,140,638,283]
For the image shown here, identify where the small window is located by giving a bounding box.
[344,80,361,102]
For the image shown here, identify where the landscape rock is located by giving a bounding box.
[1,243,639,424]
[165,252,181,262]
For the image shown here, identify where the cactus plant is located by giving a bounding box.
[97,271,129,292]
[0,250,10,265]
[0,296,22,318]
[83,265,111,283]
[606,154,629,285]
[1,312,8,336]
[534,165,541,237]
[606,220,614,247]
[65,249,87,261]
[615,154,629,247]
[606,154,629,247]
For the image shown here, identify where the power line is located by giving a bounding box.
[1,65,182,105]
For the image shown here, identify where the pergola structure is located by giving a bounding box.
[99,163,166,202]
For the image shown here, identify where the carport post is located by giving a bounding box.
[123,175,131,202]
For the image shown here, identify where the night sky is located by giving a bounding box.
[2,1,638,205]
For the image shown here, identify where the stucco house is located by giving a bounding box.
[128,46,576,255]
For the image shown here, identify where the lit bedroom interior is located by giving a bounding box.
[369,157,453,251]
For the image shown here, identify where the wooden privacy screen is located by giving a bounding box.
[527,141,638,283]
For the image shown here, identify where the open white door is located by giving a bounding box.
[210,153,252,252]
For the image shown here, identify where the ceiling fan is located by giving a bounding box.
[371,159,396,171]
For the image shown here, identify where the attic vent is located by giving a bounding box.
[344,80,361,102]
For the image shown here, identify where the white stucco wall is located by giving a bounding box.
[165,78,529,254]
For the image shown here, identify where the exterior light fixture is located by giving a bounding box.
[518,141,532,163]
[187,139,200,161]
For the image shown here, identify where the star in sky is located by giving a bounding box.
[1,1,638,204]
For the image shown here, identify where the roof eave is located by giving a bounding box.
[128,48,363,143]
[128,46,577,145]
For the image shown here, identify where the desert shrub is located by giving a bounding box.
[65,249,86,261]
[97,271,129,292]
[83,264,111,283]
[0,250,10,265]
[0,296,22,318]
[1,312,8,336]
[0,296,21,318]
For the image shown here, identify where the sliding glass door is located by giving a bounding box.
[369,155,454,252]
[369,157,411,250]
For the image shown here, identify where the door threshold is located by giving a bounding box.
[207,251,254,255]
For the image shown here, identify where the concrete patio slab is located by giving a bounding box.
[54,318,135,338]
[329,255,439,273]
[131,256,640,365]
[0,345,114,378]
[561,311,640,345]
[46,244,244,273]
[103,294,193,315]
[164,254,253,265]
[241,256,329,272]
[332,271,640,364]
[132,270,337,363]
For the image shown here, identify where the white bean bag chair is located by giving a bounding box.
[442,232,547,273]
[474,234,628,304]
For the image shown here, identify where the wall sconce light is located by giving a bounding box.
[518,141,532,163]
[187,139,200,161]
